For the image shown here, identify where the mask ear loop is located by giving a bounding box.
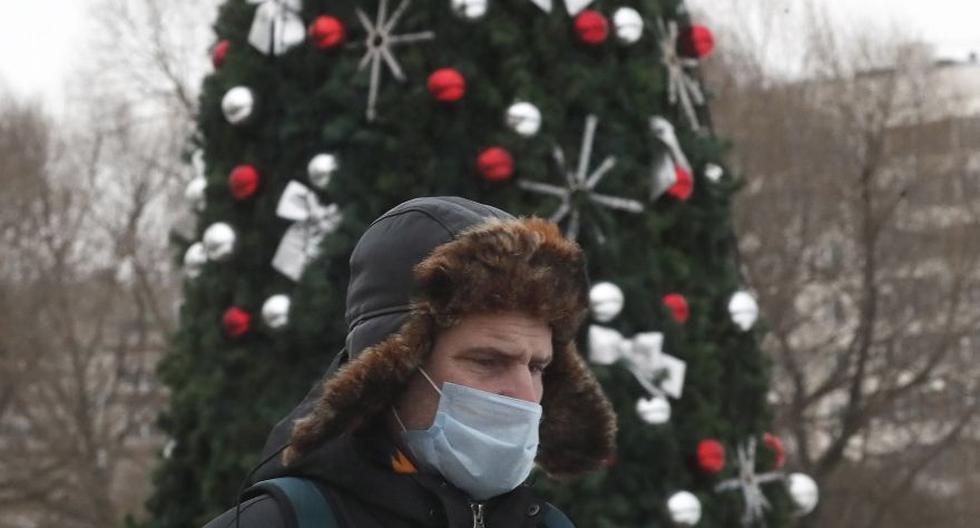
[392,407,410,433]
[417,367,442,395]
[391,407,426,466]
[392,367,445,466]
[391,367,442,433]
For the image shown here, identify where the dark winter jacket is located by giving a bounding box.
[201,197,617,528]
[202,380,561,528]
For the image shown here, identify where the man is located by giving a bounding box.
[203,196,616,527]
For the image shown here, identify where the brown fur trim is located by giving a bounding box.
[538,341,617,476]
[283,315,434,464]
[284,217,617,474]
[411,217,589,343]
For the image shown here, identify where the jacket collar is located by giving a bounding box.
[254,415,541,526]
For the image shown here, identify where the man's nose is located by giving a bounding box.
[499,368,539,403]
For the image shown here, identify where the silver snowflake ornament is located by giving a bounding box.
[657,19,707,132]
[352,0,435,122]
[518,114,644,242]
[715,437,785,527]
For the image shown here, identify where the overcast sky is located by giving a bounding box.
[1,0,978,109]
[688,0,980,58]
[0,0,88,105]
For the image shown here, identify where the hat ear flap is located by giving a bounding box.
[284,315,435,465]
[537,341,617,476]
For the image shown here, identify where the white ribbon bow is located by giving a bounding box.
[273,181,343,281]
[588,325,687,399]
[527,0,594,15]
[247,0,306,56]
[649,116,694,200]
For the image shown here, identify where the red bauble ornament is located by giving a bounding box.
[697,439,726,474]
[212,40,230,69]
[663,293,690,324]
[667,166,693,200]
[427,68,466,102]
[309,15,346,49]
[764,433,786,469]
[222,307,251,338]
[477,147,514,182]
[680,25,715,59]
[228,164,260,200]
[574,10,609,45]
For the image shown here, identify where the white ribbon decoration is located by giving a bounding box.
[527,0,595,15]
[650,117,692,172]
[247,0,306,56]
[273,181,343,281]
[715,438,786,526]
[588,325,687,399]
[649,115,694,200]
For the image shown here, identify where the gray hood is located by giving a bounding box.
[343,196,514,361]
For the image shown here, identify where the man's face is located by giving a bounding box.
[393,311,552,431]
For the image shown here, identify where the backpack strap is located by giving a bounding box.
[540,502,575,528]
[244,477,340,528]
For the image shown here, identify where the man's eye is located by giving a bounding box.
[530,364,548,374]
[472,357,497,367]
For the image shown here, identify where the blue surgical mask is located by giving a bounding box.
[394,368,542,500]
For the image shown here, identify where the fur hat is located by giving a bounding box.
[284,197,616,477]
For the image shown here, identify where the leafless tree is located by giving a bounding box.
[83,0,220,124]
[0,89,175,528]
[0,1,219,526]
[703,3,980,527]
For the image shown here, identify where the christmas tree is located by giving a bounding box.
[147,0,817,526]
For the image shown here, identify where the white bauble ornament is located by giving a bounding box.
[613,7,644,44]
[162,439,177,460]
[588,325,625,365]
[450,0,488,19]
[728,290,760,331]
[667,491,702,526]
[222,86,255,125]
[184,176,207,212]
[202,222,237,261]
[787,473,819,516]
[262,294,291,330]
[307,153,339,190]
[704,163,724,182]
[505,101,542,137]
[183,242,208,279]
[590,281,624,322]
[636,396,671,424]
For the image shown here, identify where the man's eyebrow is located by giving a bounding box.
[459,346,552,362]
[459,346,517,357]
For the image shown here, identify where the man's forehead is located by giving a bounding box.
[435,311,552,354]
